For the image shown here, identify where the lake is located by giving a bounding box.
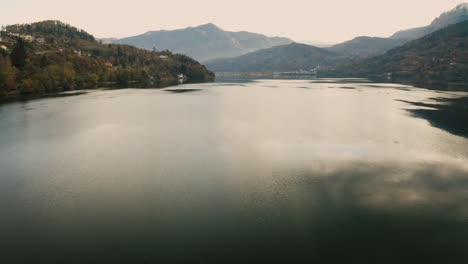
[1,78,468,263]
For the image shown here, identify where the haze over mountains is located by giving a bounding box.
[105,23,292,62]
[206,43,349,73]
[99,3,468,68]
[207,3,468,73]
[328,3,468,58]
[29,2,468,88]
[390,3,468,40]
[320,20,468,89]
[327,37,407,58]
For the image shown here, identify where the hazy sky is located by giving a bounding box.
[1,0,465,43]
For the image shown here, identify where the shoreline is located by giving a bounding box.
[0,79,213,104]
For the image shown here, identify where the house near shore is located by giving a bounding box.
[6,33,34,42]
[22,35,33,42]
[0,36,13,44]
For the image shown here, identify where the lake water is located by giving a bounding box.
[1,79,468,263]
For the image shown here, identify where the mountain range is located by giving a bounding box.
[327,37,407,58]
[3,3,466,94]
[391,3,468,40]
[99,3,468,69]
[319,20,468,89]
[205,43,349,73]
[105,23,292,62]
[206,3,468,73]
[328,3,468,58]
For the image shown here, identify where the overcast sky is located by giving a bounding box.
[1,0,465,43]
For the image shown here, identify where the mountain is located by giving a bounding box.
[319,20,468,89]
[327,36,407,58]
[296,40,335,48]
[205,43,349,73]
[390,3,468,40]
[328,3,468,58]
[0,20,214,101]
[109,23,293,62]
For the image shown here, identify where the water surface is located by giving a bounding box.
[1,79,468,263]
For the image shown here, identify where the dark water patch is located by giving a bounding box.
[214,79,257,84]
[325,86,356,89]
[215,83,247,87]
[369,75,468,92]
[102,87,125,90]
[0,79,191,104]
[361,84,411,90]
[0,91,88,105]
[214,76,259,84]
[164,89,203,93]
[398,96,468,138]
[339,86,356,89]
[42,91,88,98]
[102,80,180,90]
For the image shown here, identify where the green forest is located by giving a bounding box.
[0,20,214,101]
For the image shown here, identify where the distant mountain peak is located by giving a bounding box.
[114,24,292,61]
[194,23,221,31]
[440,2,468,16]
[455,3,468,10]
[321,20,468,88]
[390,3,468,40]
[430,2,468,28]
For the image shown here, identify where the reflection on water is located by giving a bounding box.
[164,88,203,93]
[398,96,468,138]
[1,79,468,263]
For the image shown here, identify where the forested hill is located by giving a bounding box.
[319,20,468,90]
[0,20,214,101]
[205,43,349,73]
[327,3,468,59]
[327,37,407,58]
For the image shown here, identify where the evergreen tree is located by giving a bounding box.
[0,62,7,91]
[10,38,27,68]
